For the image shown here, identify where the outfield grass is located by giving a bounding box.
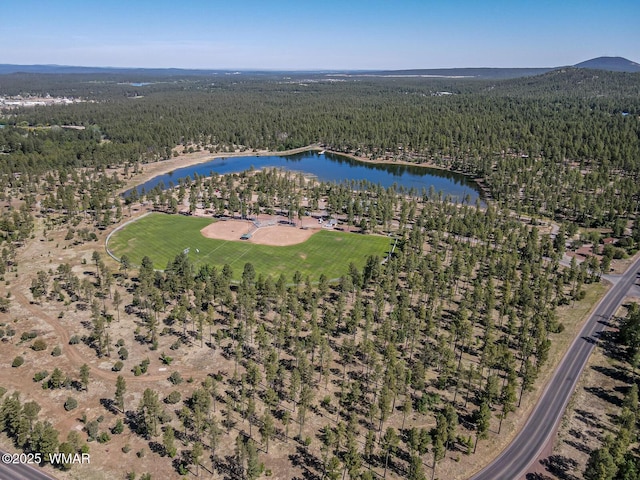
[107,213,391,282]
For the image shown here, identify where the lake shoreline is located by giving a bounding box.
[118,145,323,194]
[324,149,492,201]
[121,144,489,201]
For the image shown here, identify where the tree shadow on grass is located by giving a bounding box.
[288,445,321,480]
[574,409,604,430]
[564,439,591,455]
[526,474,554,480]
[539,454,580,480]
[583,386,622,408]
[591,364,631,384]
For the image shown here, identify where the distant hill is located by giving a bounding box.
[573,56,640,72]
[365,57,640,78]
[0,64,557,80]
[352,67,553,80]
[482,67,640,99]
[0,56,638,79]
[0,64,226,76]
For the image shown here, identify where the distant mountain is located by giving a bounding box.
[573,56,640,73]
[0,56,638,79]
[363,57,640,78]
[484,67,640,99]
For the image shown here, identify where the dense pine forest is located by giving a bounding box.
[0,69,639,479]
[1,69,639,230]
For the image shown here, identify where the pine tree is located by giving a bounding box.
[408,454,427,480]
[79,364,90,391]
[584,445,617,480]
[163,426,177,458]
[138,388,160,438]
[114,375,126,412]
[381,427,398,479]
[473,402,491,453]
[259,412,275,453]
[191,441,203,476]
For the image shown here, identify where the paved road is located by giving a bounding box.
[470,254,640,480]
[0,450,57,480]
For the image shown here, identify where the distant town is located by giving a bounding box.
[0,94,84,110]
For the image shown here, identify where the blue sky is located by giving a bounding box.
[2,0,638,70]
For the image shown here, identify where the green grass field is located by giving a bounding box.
[107,213,391,282]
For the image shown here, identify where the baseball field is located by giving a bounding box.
[107,213,390,282]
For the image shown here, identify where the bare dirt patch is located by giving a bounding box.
[249,224,317,246]
[200,218,323,246]
[200,219,255,241]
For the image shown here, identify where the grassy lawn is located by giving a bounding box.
[107,213,391,282]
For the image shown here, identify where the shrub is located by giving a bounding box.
[51,346,62,356]
[69,335,81,345]
[140,358,150,373]
[64,397,78,411]
[168,372,183,385]
[84,420,99,441]
[12,356,24,367]
[158,409,172,424]
[112,361,124,372]
[20,331,37,342]
[160,353,173,365]
[48,368,65,389]
[97,432,111,444]
[613,247,627,259]
[33,371,49,382]
[32,339,47,351]
[111,419,124,435]
[118,347,128,360]
[164,391,181,404]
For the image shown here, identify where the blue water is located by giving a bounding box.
[126,151,482,203]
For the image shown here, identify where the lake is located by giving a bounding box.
[126,151,482,203]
